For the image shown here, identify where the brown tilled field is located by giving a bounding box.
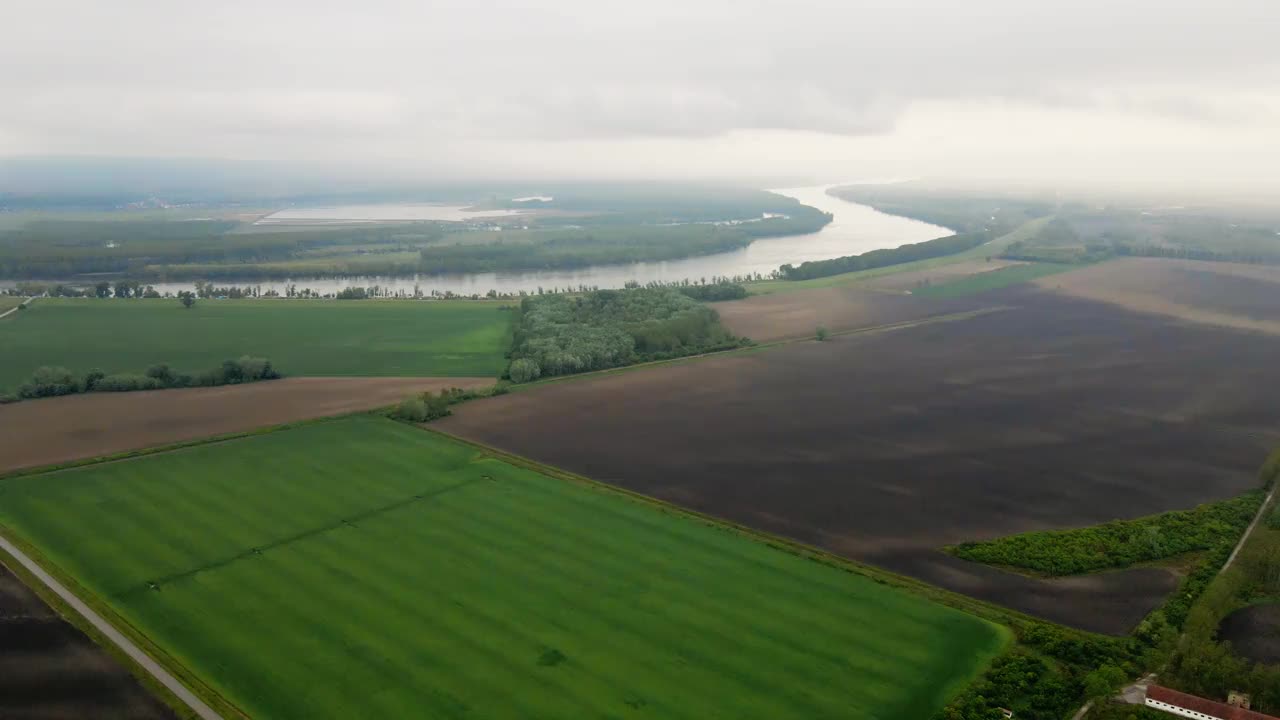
[0,563,175,720]
[439,286,1280,634]
[716,285,990,342]
[1037,257,1280,335]
[0,376,490,475]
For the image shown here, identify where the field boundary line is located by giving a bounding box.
[0,531,233,720]
[1222,478,1278,573]
[425,425,1093,640]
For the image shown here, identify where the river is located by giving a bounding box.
[7,185,952,297]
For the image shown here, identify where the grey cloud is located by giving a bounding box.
[1,0,1277,183]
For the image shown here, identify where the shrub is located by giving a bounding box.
[393,396,429,422]
[94,374,164,392]
[145,363,177,385]
[508,358,542,384]
[816,326,829,341]
[82,368,106,392]
[18,366,80,399]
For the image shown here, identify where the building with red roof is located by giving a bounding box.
[1145,685,1278,720]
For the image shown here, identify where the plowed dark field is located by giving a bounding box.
[1218,603,1280,665]
[0,563,174,720]
[439,286,1280,634]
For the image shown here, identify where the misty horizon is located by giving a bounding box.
[3,0,1278,196]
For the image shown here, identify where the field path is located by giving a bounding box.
[0,535,221,720]
[0,295,36,321]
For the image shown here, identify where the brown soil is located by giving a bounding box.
[716,285,989,343]
[1037,257,1280,335]
[863,259,1026,292]
[0,563,175,719]
[1219,603,1280,665]
[438,286,1280,634]
[0,376,490,475]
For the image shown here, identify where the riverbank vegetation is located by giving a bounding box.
[829,184,1053,235]
[505,286,746,382]
[0,185,829,280]
[779,230,991,280]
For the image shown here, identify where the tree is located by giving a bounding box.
[1083,664,1127,701]
[179,291,196,309]
[508,358,541,383]
[94,281,112,298]
[816,326,830,341]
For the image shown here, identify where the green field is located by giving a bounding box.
[0,296,23,314]
[0,416,1006,719]
[0,298,511,390]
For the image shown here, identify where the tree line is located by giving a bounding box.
[779,231,992,281]
[948,492,1263,577]
[3,357,281,403]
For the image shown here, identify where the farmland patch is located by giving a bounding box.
[0,416,1006,720]
[440,287,1280,634]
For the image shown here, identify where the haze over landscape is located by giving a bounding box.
[3,2,1280,720]
[3,0,1279,194]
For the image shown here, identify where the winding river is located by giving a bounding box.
[12,185,953,296]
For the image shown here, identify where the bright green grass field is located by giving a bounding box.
[0,416,1005,719]
[0,298,511,390]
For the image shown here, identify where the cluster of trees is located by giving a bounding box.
[4,357,280,403]
[779,231,991,281]
[505,287,746,383]
[950,492,1264,576]
[938,622,1138,720]
[672,281,748,301]
[1153,450,1280,713]
[942,455,1280,719]
[390,386,508,422]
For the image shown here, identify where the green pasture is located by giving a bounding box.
[0,416,1006,719]
[0,298,510,390]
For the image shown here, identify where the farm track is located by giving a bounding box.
[0,535,220,720]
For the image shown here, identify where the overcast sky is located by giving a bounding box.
[3,0,1278,191]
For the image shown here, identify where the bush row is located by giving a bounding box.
[5,357,280,402]
[778,230,991,281]
[949,492,1264,577]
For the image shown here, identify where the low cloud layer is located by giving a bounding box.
[3,0,1278,188]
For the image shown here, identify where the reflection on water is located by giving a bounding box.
[7,185,952,297]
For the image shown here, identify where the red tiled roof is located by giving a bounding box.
[1147,685,1279,720]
